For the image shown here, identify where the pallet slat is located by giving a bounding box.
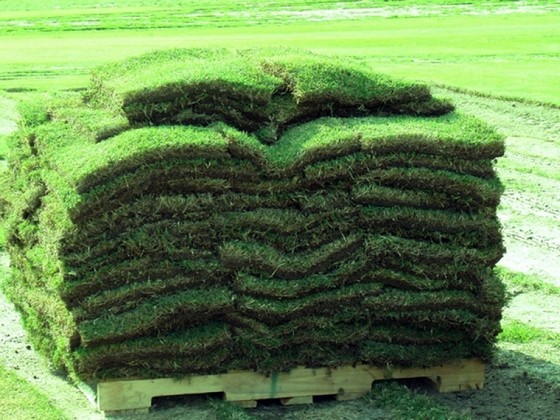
[91,358,484,413]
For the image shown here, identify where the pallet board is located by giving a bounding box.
[87,358,484,413]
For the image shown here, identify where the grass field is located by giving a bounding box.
[1,0,559,105]
[0,364,66,420]
[1,1,559,419]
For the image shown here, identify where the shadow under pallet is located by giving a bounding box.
[77,358,484,414]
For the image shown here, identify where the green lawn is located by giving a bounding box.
[0,1,559,418]
[0,364,67,420]
[0,1,559,105]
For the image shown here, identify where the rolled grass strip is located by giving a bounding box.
[232,258,368,299]
[62,209,218,255]
[239,286,502,328]
[229,308,501,340]
[237,282,384,325]
[355,167,503,211]
[231,314,467,349]
[60,258,230,306]
[73,323,231,375]
[41,125,231,194]
[271,112,503,171]
[370,310,503,341]
[51,105,130,141]
[87,48,281,121]
[219,206,358,237]
[231,339,494,374]
[215,210,357,254]
[231,325,365,350]
[225,307,364,330]
[229,341,358,373]
[260,53,434,107]
[10,304,63,370]
[352,183,460,211]
[77,287,233,347]
[73,274,229,322]
[72,183,294,225]
[2,179,45,248]
[365,234,505,269]
[8,247,58,290]
[71,155,258,198]
[221,124,268,167]
[359,206,502,248]
[14,97,51,129]
[240,324,469,348]
[63,207,358,264]
[352,113,505,159]
[70,155,258,196]
[378,257,492,283]
[228,314,472,349]
[357,267,482,292]
[61,193,248,240]
[64,244,214,275]
[61,221,218,264]
[84,347,232,380]
[303,151,496,184]
[87,48,452,140]
[220,234,363,279]
[360,340,495,367]
[362,286,504,318]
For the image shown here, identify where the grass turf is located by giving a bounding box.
[1,2,558,107]
[86,48,452,142]
[1,47,506,380]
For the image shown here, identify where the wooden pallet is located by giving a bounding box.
[83,358,484,414]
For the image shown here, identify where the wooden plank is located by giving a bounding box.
[95,358,484,413]
[280,396,313,406]
[230,400,258,408]
[336,391,370,402]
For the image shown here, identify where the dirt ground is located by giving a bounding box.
[0,90,559,419]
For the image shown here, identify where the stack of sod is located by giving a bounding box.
[0,48,506,381]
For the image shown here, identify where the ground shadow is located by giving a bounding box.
[431,348,560,420]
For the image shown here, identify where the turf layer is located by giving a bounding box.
[1,48,506,381]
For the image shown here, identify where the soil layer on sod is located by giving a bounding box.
[0,48,505,381]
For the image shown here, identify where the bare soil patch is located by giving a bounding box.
[435,350,560,420]
[435,88,560,286]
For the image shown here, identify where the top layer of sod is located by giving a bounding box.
[86,48,454,142]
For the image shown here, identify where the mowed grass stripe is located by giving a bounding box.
[0,9,558,105]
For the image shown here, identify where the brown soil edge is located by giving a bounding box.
[1,90,560,419]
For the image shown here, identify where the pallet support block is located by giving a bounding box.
[94,358,484,413]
